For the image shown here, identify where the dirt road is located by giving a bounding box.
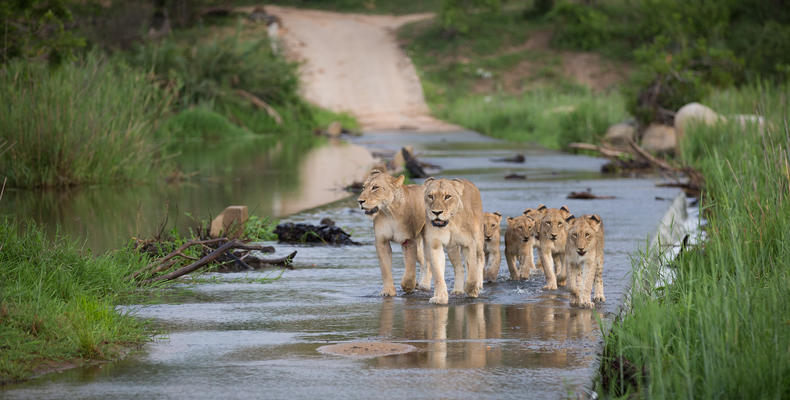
[265,6,460,132]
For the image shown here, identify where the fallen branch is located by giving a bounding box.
[568,142,629,159]
[130,238,227,280]
[401,148,428,178]
[567,191,615,200]
[245,250,298,269]
[143,240,240,284]
[236,89,283,125]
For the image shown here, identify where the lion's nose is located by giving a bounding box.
[358,200,365,205]
[432,210,442,216]
[550,234,557,240]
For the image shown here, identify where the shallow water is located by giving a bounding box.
[1,131,681,399]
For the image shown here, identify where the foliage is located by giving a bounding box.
[0,52,171,188]
[156,106,253,141]
[0,219,150,384]
[0,0,86,64]
[599,83,790,398]
[549,1,610,50]
[243,215,279,242]
[438,0,501,35]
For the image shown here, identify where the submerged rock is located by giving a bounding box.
[274,222,360,245]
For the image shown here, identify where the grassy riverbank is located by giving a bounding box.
[599,83,790,397]
[0,221,151,384]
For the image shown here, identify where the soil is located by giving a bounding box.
[264,6,461,132]
[317,342,417,358]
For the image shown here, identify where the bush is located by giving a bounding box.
[549,2,611,50]
[0,52,171,188]
[557,98,624,148]
[156,106,252,141]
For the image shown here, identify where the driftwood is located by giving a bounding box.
[401,148,428,178]
[243,250,298,269]
[567,191,615,200]
[505,173,526,180]
[131,238,226,280]
[143,240,240,284]
[236,89,283,125]
[492,154,525,163]
[568,142,629,158]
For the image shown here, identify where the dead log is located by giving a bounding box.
[401,148,428,178]
[130,238,227,280]
[245,250,298,269]
[143,240,239,284]
[568,142,629,158]
[492,154,525,163]
[567,191,615,200]
[236,89,283,125]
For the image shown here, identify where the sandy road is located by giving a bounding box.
[265,5,460,132]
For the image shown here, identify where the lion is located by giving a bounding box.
[503,213,539,280]
[565,214,605,308]
[482,212,503,282]
[537,205,572,290]
[357,169,431,296]
[423,177,485,304]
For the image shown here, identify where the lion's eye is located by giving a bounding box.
[585,233,590,238]
[545,221,550,225]
[445,195,452,200]
[572,233,577,239]
[427,195,433,200]
[371,186,379,190]
[558,222,563,226]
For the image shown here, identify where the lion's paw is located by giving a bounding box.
[401,278,416,293]
[417,282,432,291]
[594,294,606,303]
[380,286,397,297]
[580,300,594,309]
[543,282,558,290]
[429,295,448,305]
[465,282,480,298]
[451,288,465,295]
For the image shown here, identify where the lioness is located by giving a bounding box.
[503,213,538,280]
[357,169,431,296]
[482,212,502,282]
[538,205,571,290]
[565,214,605,308]
[423,177,485,304]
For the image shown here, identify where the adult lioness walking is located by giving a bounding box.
[358,169,431,296]
[423,177,485,304]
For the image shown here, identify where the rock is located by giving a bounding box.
[210,205,249,238]
[641,124,677,154]
[603,123,636,146]
[274,222,360,245]
[491,154,525,163]
[391,146,414,170]
[674,102,721,141]
[327,121,343,137]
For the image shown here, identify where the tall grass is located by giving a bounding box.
[0,53,170,188]
[440,89,626,149]
[599,83,790,398]
[0,220,150,384]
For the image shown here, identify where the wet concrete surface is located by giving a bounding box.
[1,131,681,399]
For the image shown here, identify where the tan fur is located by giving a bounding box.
[503,214,537,280]
[423,178,485,304]
[482,212,503,282]
[538,205,572,290]
[357,170,431,296]
[565,214,605,308]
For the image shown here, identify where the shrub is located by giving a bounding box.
[0,52,171,188]
[549,2,611,50]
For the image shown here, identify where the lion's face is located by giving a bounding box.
[483,212,502,242]
[507,215,535,242]
[357,170,404,218]
[567,214,602,256]
[540,206,571,242]
[424,178,463,228]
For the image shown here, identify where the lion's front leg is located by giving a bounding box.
[375,238,396,296]
[580,260,597,308]
[593,258,606,303]
[401,239,418,293]
[520,244,535,278]
[427,238,449,305]
[484,248,501,282]
[567,260,581,307]
[541,248,558,290]
[416,236,432,291]
[448,245,465,295]
[556,253,567,287]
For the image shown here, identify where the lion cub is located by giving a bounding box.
[423,177,485,304]
[357,169,431,296]
[482,212,503,282]
[537,205,571,290]
[503,214,537,280]
[565,214,605,308]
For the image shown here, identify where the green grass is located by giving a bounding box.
[598,82,790,398]
[0,220,152,384]
[0,52,171,189]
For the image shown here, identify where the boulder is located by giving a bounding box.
[641,124,676,154]
[674,102,721,141]
[210,205,249,238]
[603,123,636,146]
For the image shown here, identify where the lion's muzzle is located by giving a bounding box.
[577,249,587,256]
[363,206,379,215]
[431,219,448,227]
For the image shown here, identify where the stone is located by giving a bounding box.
[273,222,360,246]
[674,102,721,141]
[391,145,414,170]
[641,124,676,154]
[327,121,343,137]
[210,205,249,238]
[603,123,636,146]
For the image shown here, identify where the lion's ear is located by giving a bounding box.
[493,211,502,221]
[588,214,602,225]
[565,215,576,223]
[537,204,547,211]
[423,177,436,186]
[507,217,513,223]
[450,178,466,195]
[559,205,570,214]
[525,215,534,221]
[394,174,405,186]
[368,167,384,176]
[523,208,534,215]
